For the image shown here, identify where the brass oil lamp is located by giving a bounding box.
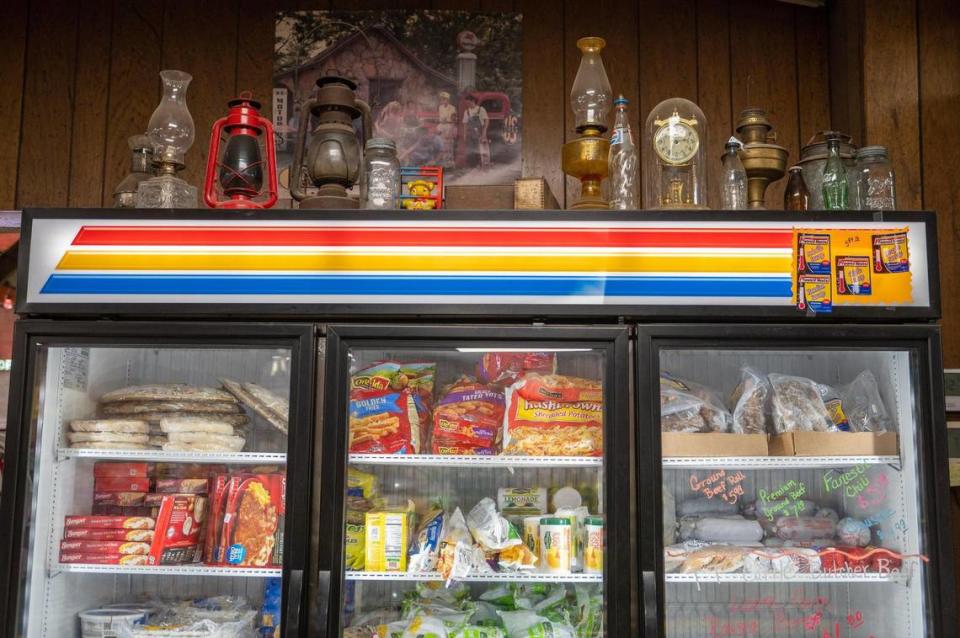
[735,108,789,209]
[291,76,372,209]
[562,37,612,210]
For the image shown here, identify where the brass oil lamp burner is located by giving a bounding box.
[562,37,612,210]
[735,108,788,209]
[291,76,372,209]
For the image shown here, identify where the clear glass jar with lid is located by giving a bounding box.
[855,145,896,210]
[360,138,401,209]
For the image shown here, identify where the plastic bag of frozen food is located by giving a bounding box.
[497,541,538,572]
[660,372,731,433]
[409,509,445,572]
[841,370,891,432]
[345,522,366,570]
[451,627,506,638]
[677,545,746,574]
[774,515,836,541]
[438,508,492,583]
[729,367,770,434]
[836,517,872,546]
[574,585,604,638]
[498,610,576,638]
[432,377,505,455]
[467,498,522,552]
[503,375,603,457]
[769,374,833,433]
[120,616,256,637]
[477,352,557,387]
[415,582,470,604]
[817,383,851,431]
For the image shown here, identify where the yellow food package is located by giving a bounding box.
[345,523,365,570]
[347,468,378,499]
[365,512,409,572]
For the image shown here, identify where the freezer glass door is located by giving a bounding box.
[323,328,629,637]
[644,331,944,638]
[7,336,305,637]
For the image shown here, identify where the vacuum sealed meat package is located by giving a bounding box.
[729,367,770,434]
[841,370,891,432]
[773,515,836,541]
[769,374,833,432]
[681,516,764,543]
[660,373,730,433]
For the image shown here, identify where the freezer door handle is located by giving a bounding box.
[315,569,332,637]
[285,568,303,638]
[641,570,660,631]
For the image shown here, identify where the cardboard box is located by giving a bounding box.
[769,431,899,456]
[514,177,560,210]
[444,184,514,210]
[661,432,768,457]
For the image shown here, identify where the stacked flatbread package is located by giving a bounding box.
[68,381,290,452]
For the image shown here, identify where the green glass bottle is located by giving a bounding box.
[821,132,848,210]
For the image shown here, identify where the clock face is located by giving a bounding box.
[654,120,700,164]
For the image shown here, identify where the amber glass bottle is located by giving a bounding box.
[784,165,810,211]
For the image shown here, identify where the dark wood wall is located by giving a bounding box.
[0,0,958,367]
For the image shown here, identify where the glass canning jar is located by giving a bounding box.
[360,138,400,209]
[856,145,896,211]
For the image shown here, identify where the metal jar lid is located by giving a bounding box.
[800,130,857,163]
[856,145,889,159]
[365,137,397,152]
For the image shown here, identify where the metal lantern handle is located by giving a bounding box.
[260,112,279,209]
[203,116,228,208]
[290,97,318,202]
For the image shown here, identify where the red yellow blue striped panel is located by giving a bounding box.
[37,222,795,304]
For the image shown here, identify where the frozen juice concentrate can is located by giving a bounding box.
[539,517,572,573]
[523,516,540,557]
[584,516,604,573]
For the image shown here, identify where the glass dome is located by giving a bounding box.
[642,97,708,209]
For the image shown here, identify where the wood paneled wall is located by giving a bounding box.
[1,0,956,365]
[0,0,828,211]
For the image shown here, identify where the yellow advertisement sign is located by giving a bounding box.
[792,228,912,312]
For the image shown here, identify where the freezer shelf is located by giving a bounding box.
[59,447,287,465]
[664,572,907,584]
[663,455,900,469]
[347,571,603,583]
[52,563,282,578]
[349,453,602,468]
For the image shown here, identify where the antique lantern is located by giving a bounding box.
[203,94,278,209]
[291,76,372,209]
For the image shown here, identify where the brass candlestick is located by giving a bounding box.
[735,108,788,209]
[562,36,612,210]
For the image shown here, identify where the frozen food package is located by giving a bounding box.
[347,468,379,499]
[349,388,424,455]
[837,517,872,546]
[677,545,746,574]
[497,488,547,517]
[769,374,833,433]
[65,515,155,529]
[148,495,207,565]
[345,523,366,570]
[773,515,837,541]
[685,517,763,543]
[350,361,436,403]
[663,541,712,573]
[365,511,411,572]
[660,372,731,433]
[220,473,286,567]
[677,496,739,518]
[408,509,444,572]
[841,370,891,432]
[432,377,505,455]
[64,528,154,542]
[770,547,821,574]
[467,498,522,552]
[662,487,677,546]
[817,383,851,431]
[60,540,152,555]
[729,367,771,434]
[477,352,557,387]
[498,610,576,638]
[514,373,602,404]
[503,376,603,457]
[101,384,236,404]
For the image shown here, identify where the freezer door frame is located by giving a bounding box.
[635,322,955,638]
[0,319,318,638]
[314,323,633,638]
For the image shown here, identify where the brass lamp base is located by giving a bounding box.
[562,135,610,210]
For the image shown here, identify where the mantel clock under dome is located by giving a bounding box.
[643,97,708,209]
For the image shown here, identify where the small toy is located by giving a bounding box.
[400,165,444,210]
[403,180,437,210]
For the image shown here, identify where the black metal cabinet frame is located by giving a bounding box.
[634,323,955,638]
[0,320,317,638]
[315,324,634,638]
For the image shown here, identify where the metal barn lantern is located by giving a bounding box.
[203,94,278,209]
[290,76,372,209]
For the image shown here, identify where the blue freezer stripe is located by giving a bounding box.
[41,274,792,298]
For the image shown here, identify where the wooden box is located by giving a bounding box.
[444,184,515,210]
[661,432,769,457]
[514,177,560,210]
[769,432,900,456]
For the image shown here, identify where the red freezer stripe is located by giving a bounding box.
[72,226,793,249]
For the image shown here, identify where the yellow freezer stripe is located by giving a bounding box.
[57,251,790,274]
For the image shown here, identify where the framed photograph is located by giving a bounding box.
[274,10,523,203]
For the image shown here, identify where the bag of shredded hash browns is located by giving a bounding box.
[503,375,603,457]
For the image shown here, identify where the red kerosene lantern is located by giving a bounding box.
[204,93,277,208]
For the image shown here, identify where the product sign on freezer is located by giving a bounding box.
[21,213,934,314]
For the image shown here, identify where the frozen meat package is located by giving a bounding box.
[659,372,731,433]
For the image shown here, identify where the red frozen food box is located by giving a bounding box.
[91,505,153,517]
[94,492,148,506]
[220,473,286,568]
[155,478,209,494]
[63,528,154,542]
[64,516,155,529]
[59,540,151,555]
[93,462,152,478]
[94,476,152,493]
[205,474,232,564]
[147,494,207,566]
[59,552,149,565]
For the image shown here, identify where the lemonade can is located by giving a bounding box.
[584,516,604,574]
[539,517,572,574]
